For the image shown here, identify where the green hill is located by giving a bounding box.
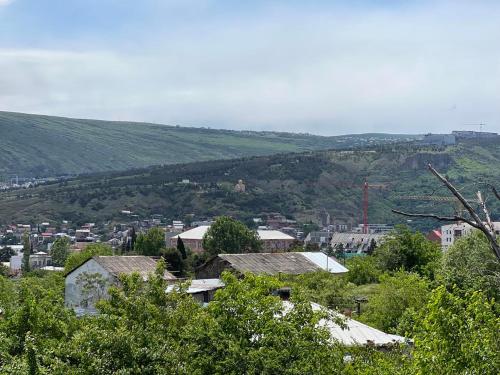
[0,111,416,178]
[1,139,498,230]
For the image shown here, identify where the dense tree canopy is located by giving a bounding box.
[438,231,500,300]
[134,227,165,256]
[50,237,70,267]
[202,216,262,257]
[374,225,441,278]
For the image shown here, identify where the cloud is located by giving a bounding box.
[0,1,500,135]
[0,0,13,6]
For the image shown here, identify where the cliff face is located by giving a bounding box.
[403,153,454,170]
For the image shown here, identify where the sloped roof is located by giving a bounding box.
[257,230,294,240]
[217,252,343,275]
[171,226,294,241]
[171,226,209,240]
[284,302,406,346]
[93,256,176,280]
[298,252,348,274]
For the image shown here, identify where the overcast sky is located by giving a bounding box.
[1,0,499,135]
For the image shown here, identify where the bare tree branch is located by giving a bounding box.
[392,164,500,261]
[491,185,500,201]
[391,209,482,229]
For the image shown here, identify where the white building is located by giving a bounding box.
[441,222,500,251]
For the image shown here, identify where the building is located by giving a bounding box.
[234,179,246,193]
[426,229,442,244]
[304,231,333,248]
[285,302,406,347]
[452,130,499,139]
[170,226,295,253]
[420,133,456,146]
[441,222,500,251]
[195,252,348,279]
[166,278,225,304]
[330,232,387,254]
[65,256,176,315]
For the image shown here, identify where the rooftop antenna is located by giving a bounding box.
[463,123,486,132]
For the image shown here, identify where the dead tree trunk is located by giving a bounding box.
[392,164,500,261]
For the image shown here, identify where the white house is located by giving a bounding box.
[65,256,176,315]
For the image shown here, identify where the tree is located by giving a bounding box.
[134,227,165,256]
[367,238,377,255]
[345,256,381,285]
[50,237,70,267]
[438,231,500,300]
[21,234,31,274]
[64,243,113,273]
[374,225,441,277]
[130,227,137,251]
[410,286,500,374]
[176,237,187,259]
[161,247,185,276]
[202,216,262,257]
[361,271,430,333]
[393,164,500,261]
[0,246,15,262]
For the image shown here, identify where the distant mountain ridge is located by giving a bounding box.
[0,139,497,230]
[0,111,417,178]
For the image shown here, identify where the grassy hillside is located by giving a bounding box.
[0,111,416,178]
[0,139,498,230]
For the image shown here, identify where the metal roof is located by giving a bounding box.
[298,252,348,274]
[284,302,406,346]
[171,226,293,241]
[166,278,225,294]
[218,252,331,275]
[93,256,176,280]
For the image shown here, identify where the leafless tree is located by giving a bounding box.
[392,164,500,261]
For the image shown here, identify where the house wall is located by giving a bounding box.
[261,239,295,252]
[169,238,204,253]
[195,258,233,279]
[65,259,114,315]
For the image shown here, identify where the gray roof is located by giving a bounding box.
[218,253,324,275]
[93,256,176,280]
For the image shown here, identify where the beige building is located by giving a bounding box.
[170,226,295,253]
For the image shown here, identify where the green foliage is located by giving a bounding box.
[345,256,381,285]
[50,237,70,267]
[284,271,356,311]
[21,234,31,274]
[410,286,500,375]
[176,237,187,259]
[134,227,165,256]
[0,111,406,177]
[64,243,113,273]
[438,231,500,300]
[361,271,430,334]
[0,246,15,262]
[161,247,185,277]
[374,226,441,278]
[202,216,262,257]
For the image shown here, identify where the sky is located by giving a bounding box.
[0,0,499,135]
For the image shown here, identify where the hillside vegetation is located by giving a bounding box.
[0,111,416,177]
[0,139,498,229]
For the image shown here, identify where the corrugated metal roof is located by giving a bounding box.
[219,253,320,275]
[93,256,176,280]
[284,302,406,346]
[298,252,348,274]
[166,278,225,294]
